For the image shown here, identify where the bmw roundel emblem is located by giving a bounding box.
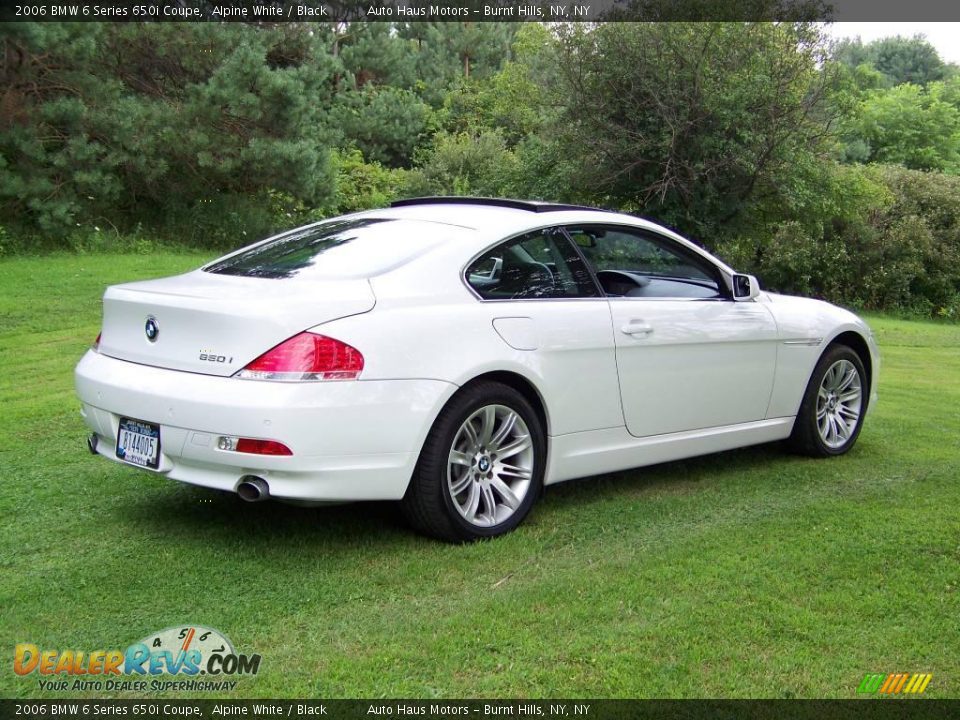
[145,317,159,342]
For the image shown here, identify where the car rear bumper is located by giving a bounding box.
[75,350,457,501]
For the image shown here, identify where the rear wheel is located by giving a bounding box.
[789,344,867,457]
[401,381,545,542]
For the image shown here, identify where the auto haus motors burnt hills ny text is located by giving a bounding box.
[364,4,586,17]
[365,703,590,716]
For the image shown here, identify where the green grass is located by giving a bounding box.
[1,253,958,699]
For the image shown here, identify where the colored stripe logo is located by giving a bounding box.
[858,673,932,695]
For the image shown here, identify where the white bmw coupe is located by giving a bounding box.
[76,198,878,541]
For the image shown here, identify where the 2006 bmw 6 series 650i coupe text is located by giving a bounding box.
[76,197,879,541]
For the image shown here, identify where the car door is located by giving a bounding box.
[564,224,779,438]
[464,227,623,436]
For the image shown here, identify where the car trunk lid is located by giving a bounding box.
[99,270,375,377]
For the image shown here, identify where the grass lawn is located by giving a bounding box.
[1,252,958,699]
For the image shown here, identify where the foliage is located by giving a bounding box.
[397,22,517,106]
[847,80,960,172]
[332,85,434,168]
[833,34,953,87]
[439,24,557,145]
[0,23,339,236]
[326,149,409,215]
[404,130,519,197]
[543,22,843,244]
[718,164,960,317]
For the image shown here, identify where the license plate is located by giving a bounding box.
[116,418,161,469]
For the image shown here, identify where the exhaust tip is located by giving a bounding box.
[236,476,270,503]
[87,434,99,455]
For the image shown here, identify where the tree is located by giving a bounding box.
[545,22,842,244]
[396,22,516,106]
[0,23,340,237]
[852,80,960,172]
[440,24,557,145]
[833,35,952,87]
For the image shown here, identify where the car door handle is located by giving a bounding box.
[621,321,654,336]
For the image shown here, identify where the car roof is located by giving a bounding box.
[355,200,661,239]
[333,198,733,277]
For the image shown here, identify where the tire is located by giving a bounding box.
[788,344,868,457]
[401,380,545,542]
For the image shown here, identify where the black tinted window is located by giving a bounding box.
[466,229,600,300]
[204,218,453,280]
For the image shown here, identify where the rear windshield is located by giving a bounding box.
[203,218,454,279]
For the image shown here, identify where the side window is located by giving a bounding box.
[566,225,724,299]
[466,228,600,300]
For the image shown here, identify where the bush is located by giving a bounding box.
[403,130,519,198]
[325,149,409,215]
[719,163,960,317]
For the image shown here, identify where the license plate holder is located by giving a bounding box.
[116,418,161,470]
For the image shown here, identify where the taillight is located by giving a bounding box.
[93,332,102,352]
[235,332,363,382]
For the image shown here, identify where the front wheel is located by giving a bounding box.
[789,344,868,457]
[401,381,545,542]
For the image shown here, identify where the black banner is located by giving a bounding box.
[1,700,959,720]
[3,0,960,22]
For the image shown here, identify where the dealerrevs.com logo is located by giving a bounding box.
[14,625,261,692]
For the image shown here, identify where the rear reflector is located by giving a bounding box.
[235,332,363,382]
[93,332,102,352]
[218,436,292,456]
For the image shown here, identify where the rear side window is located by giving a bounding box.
[465,228,600,300]
[204,218,453,280]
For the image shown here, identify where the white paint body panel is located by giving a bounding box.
[608,299,779,437]
[75,203,880,502]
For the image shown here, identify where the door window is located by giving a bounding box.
[565,225,725,299]
[465,228,600,300]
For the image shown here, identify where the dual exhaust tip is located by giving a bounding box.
[88,434,269,503]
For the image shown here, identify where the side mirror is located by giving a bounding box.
[732,273,760,301]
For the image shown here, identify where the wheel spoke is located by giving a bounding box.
[449,450,472,467]
[498,462,532,480]
[838,405,859,421]
[462,419,479,448]
[837,367,857,392]
[450,471,473,496]
[835,415,850,441]
[824,364,838,390]
[497,435,531,460]
[489,411,518,450]
[478,406,497,446]
[462,481,480,522]
[491,477,521,510]
[481,485,498,522]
